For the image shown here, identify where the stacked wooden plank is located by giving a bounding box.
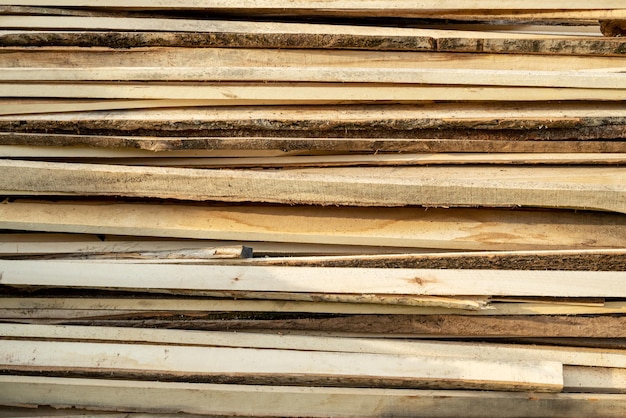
[0,2,625,417]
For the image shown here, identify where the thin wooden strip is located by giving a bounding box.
[118,315,626,338]
[3,30,626,56]
[0,1,619,10]
[0,339,563,392]
[2,132,624,154]
[3,298,625,316]
[1,260,625,297]
[1,200,624,251]
[5,48,626,72]
[1,161,624,213]
[2,324,624,368]
[0,16,566,38]
[5,376,625,418]
[3,103,625,141]
[2,83,626,101]
[4,67,626,89]
[87,153,626,167]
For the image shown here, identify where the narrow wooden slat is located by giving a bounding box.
[3,298,625,316]
[0,339,563,391]
[1,201,624,251]
[3,376,624,418]
[564,366,626,393]
[5,68,626,90]
[1,260,625,297]
[0,1,619,11]
[1,161,624,213]
[2,324,625,368]
[2,82,625,101]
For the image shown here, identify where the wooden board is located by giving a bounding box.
[2,298,626,316]
[1,133,623,154]
[0,339,563,391]
[1,201,624,251]
[4,29,625,56]
[106,315,626,338]
[3,376,625,418]
[2,324,624,368]
[3,82,626,101]
[1,260,625,297]
[2,103,625,141]
[1,161,624,213]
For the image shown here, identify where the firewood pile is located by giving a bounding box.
[0,2,625,417]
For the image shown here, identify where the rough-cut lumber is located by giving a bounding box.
[4,29,625,56]
[0,1,620,10]
[5,68,626,90]
[1,133,623,154]
[1,260,625,297]
[3,376,625,418]
[1,200,623,251]
[2,324,625,369]
[2,161,624,213]
[175,315,626,338]
[3,82,626,102]
[2,298,626,316]
[90,153,626,168]
[0,339,563,391]
[6,48,626,73]
[2,103,625,142]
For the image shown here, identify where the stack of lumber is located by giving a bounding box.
[0,2,625,417]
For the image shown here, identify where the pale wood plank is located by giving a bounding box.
[3,376,624,418]
[0,1,619,11]
[3,298,625,316]
[1,161,624,213]
[564,366,626,393]
[1,200,623,251]
[2,82,625,101]
[1,260,625,297]
[5,67,626,90]
[0,339,563,391]
[1,324,624,368]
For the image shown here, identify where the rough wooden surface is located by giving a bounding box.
[2,161,624,213]
[3,376,626,418]
[1,200,623,251]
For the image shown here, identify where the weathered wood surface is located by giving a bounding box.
[0,1,620,10]
[2,298,626,316]
[2,324,625,368]
[1,132,623,154]
[2,161,624,213]
[1,201,625,251]
[0,339,564,391]
[1,260,625,297]
[3,376,626,418]
[95,315,626,338]
[2,103,625,141]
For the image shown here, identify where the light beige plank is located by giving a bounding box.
[1,260,625,297]
[1,161,624,213]
[0,201,623,251]
[0,339,563,392]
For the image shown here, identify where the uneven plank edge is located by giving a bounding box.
[0,340,563,392]
[1,160,624,213]
[1,260,625,296]
[1,324,624,368]
[2,376,620,418]
[0,1,620,10]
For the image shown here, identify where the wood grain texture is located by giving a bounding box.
[0,339,564,391]
[1,260,625,297]
[1,161,624,213]
[1,200,624,251]
[2,376,625,418]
